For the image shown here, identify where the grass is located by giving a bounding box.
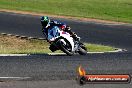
[0,0,132,23]
[0,35,115,54]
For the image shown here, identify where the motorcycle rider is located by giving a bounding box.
[40,16,80,43]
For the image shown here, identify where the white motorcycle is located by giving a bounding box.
[49,27,87,56]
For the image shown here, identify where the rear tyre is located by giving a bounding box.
[78,47,87,55]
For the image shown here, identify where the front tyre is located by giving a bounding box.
[59,39,74,56]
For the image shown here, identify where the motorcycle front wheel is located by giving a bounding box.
[58,39,74,56]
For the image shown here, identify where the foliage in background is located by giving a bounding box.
[0,35,115,54]
[0,0,132,23]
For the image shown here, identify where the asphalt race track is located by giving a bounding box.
[0,11,132,88]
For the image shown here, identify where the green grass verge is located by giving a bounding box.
[0,0,132,23]
[0,35,115,54]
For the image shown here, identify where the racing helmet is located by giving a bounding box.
[41,16,50,27]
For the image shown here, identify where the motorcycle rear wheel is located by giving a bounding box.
[78,47,87,55]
